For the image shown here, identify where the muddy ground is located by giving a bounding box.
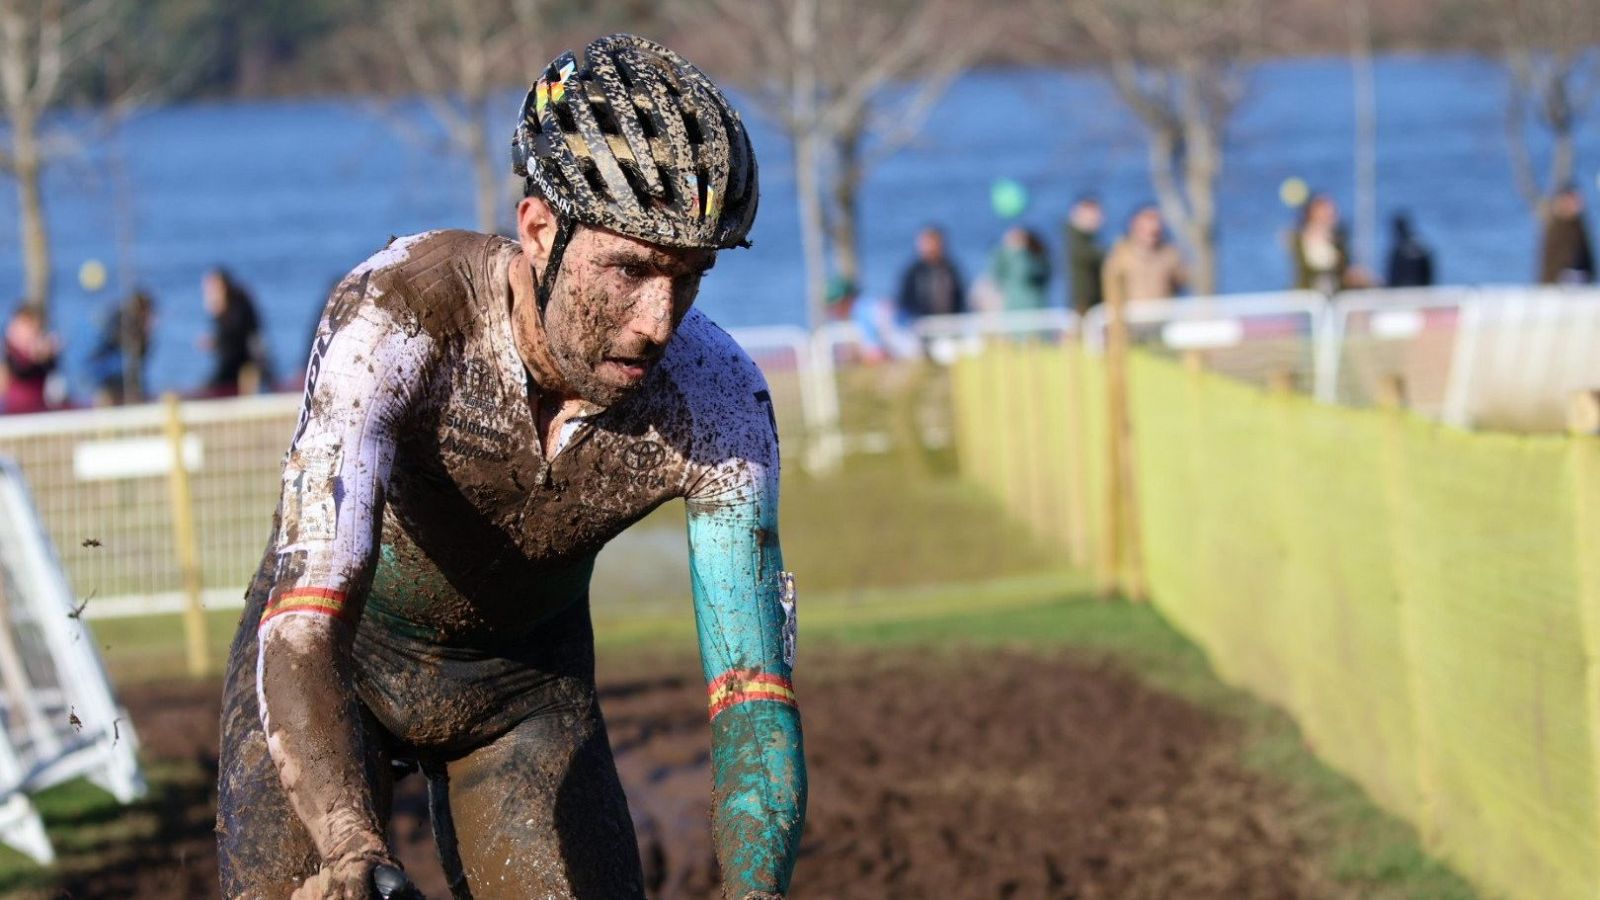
[31,647,1332,899]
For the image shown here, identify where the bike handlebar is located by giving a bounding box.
[372,864,424,900]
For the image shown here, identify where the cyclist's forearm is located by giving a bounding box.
[709,700,806,899]
[257,615,386,860]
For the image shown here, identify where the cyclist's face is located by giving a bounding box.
[541,226,715,407]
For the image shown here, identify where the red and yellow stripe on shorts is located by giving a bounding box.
[260,587,349,627]
[707,670,797,721]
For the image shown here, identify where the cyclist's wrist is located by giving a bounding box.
[323,827,389,865]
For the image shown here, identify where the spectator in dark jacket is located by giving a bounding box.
[90,289,156,405]
[1538,185,1596,285]
[200,267,272,396]
[896,226,965,319]
[1065,196,1105,314]
[1385,212,1434,288]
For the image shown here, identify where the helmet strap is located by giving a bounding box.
[535,218,578,321]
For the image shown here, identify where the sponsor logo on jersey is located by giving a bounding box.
[622,439,667,472]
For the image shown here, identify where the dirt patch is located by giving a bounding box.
[27,648,1331,899]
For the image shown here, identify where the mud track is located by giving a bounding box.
[41,647,1329,899]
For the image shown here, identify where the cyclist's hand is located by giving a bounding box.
[288,850,407,900]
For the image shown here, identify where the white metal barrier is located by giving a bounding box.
[0,460,146,863]
[1440,287,1600,430]
[810,308,1081,468]
[1,289,1596,621]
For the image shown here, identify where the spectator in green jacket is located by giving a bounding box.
[988,226,1052,312]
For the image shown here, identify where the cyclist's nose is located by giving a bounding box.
[627,283,675,347]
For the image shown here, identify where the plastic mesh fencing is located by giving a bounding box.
[953,346,1600,900]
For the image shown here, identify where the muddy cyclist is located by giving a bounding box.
[216,34,804,900]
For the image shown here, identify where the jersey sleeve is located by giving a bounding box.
[254,263,433,864]
[684,354,806,898]
[266,270,432,628]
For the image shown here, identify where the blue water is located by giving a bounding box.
[1,53,1597,395]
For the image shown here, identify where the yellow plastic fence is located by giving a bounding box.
[955,344,1600,900]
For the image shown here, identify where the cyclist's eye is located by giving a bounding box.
[619,264,651,280]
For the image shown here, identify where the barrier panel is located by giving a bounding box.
[0,459,146,862]
[953,346,1600,900]
[1441,287,1600,432]
[1082,291,1323,389]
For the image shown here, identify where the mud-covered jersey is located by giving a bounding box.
[260,229,804,895]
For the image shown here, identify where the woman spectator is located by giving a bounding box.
[2,305,61,414]
[988,226,1052,312]
[1291,194,1351,296]
[200,267,273,396]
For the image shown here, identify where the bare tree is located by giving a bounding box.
[0,0,113,313]
[687,0,994,328]
[1036,0,1273,296]
[1487,0,1600,215]
[349,0,544,235]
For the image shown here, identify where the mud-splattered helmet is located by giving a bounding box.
[511,34,760,253]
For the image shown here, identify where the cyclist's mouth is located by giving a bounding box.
[603,355,653,382]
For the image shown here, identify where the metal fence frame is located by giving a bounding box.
[3,286,1598,621]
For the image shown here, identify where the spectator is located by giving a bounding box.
[896,225,965,320]
[89,289,156,406]
[1538,185,1596,285]
[200,267,273,396]
[1102,205,1186,307]
[988,226,1051,312]
[1065,195,1105,313]
[827,276,914,363]
[1385,213,1435,288]
[1291,193,1351,295]
[2,304,61,415]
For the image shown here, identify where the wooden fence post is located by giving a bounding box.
[1566,389,1600,872]
[1060,342,1093,568]
[162,394,210,679]
[1376,375,1438,843]
[1101,293,1146,601]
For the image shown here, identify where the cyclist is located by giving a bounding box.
[216,34,804,900]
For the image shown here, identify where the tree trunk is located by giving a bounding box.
[1183,124,1220,296]
[824,115,865,286]
[789,0,827,329]
[467,99,500,234]
[794,129,829,331]
[12,106,51,314]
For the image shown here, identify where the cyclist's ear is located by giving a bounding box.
[517,197,561,269]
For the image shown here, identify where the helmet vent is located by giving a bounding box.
[579,159,607,196]
[553,102,578,136]
[681,111,703,146]
[620,162,651,203]
[591,94,622,136]
[694,167,710,219]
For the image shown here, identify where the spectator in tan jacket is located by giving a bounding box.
[1102,205,1186,307]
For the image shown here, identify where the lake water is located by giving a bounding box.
[1,53,1597,395]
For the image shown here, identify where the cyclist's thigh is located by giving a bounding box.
[446,699,645,900]
[216,562,394,899]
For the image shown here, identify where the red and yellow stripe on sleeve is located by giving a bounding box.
[260,587,349,627]
[707,670,797,720]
